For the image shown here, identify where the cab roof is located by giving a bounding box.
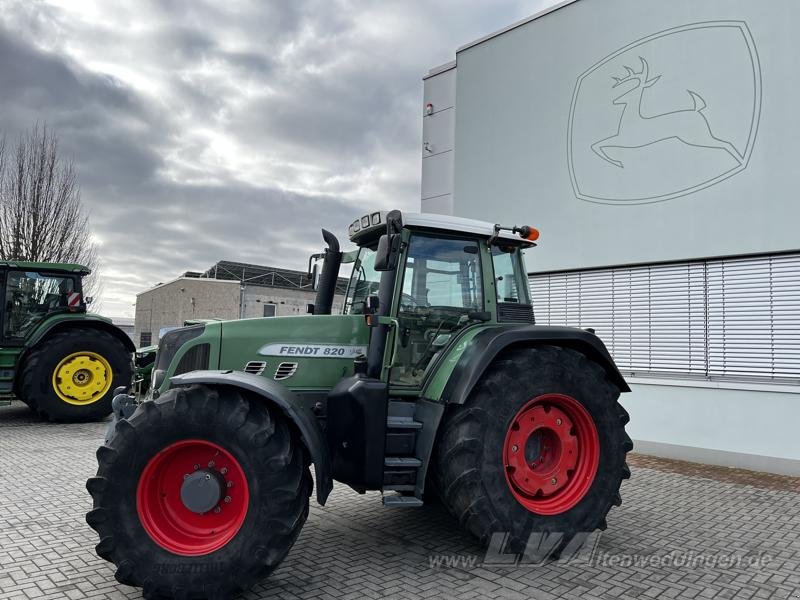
[0,260,91,275]
[348,210,533,246]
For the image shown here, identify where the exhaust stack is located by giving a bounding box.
[312,229,342,315]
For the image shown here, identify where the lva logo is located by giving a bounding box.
[567,21,761,205]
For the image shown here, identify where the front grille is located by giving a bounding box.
[135,352,156,368]
[174,343,210,375]
[497,302,535,323]
[155,324,206,372]
[244,361,267,375]
[274,362,298,381]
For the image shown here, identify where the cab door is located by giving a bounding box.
[389,233,485,388]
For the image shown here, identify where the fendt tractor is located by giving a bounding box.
[0,261,133,421]
[87,211,632,599]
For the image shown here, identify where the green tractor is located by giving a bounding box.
[0,261,134,421]
[87,211,632,599]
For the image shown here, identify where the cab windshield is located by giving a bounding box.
[343,247,380,315]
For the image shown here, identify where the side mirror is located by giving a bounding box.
[374,234,401,272]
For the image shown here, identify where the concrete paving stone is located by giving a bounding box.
[1,401,799,600]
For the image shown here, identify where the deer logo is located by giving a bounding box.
[591,57,743,169]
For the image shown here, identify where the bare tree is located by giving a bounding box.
[0,124,101,299]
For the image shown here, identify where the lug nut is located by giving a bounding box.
[204,474,211,480]
[556,418,562,426]
[220,467,228,475]
[208,460,215,468]
[550,477,557,485]
[193,464,199,470]
[213,507,221,514]
[511,445,519,452]
[227,481,233,488]
[224,496,231,503]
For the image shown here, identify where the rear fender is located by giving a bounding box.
[169,370,333,505]
[439,325,630,405]
[26,314,136,353]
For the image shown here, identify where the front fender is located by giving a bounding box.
[170,370,332,505]
[439,325,630,404]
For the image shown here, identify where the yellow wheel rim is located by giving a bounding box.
[52,351,113,406]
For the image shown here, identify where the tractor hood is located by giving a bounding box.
[216,314,370,391]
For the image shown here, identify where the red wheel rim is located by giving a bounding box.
[136,439,249,556]
[503,393,599,515]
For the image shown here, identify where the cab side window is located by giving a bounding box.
[491,246,530,304]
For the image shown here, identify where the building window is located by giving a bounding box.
[529,253,800,384]
[140,332,152,347]
[263,303,277,317]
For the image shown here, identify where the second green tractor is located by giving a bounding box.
[87,210,632,599]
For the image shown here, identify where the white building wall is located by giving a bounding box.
[421,63,456,215]
[424,0,800,474]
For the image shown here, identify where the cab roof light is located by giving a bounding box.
[490,223,540,245]
[513,225,540,241]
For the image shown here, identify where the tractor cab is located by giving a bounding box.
[314,210,538,388]
[0,261,89,343]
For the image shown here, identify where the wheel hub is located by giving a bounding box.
[52,351,112,405]
[503,393,600,515]
[505,404,576,497]
[136,439,249,556]
[180,469,226,514]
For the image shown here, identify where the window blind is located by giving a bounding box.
[529,253,800,384]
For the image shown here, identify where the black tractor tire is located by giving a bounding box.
[86,384,312,599]
[433,345,632,555]
[20,327,132,422]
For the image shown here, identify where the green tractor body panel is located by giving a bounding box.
[0,346,21,401]
[419,324,495,401]
[152,315,370,395]
[218,315,370,390]
[25,311,128,348]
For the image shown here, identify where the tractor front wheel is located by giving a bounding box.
[86,384,311,599]
[434,345,632,554]
[20,327,132,422]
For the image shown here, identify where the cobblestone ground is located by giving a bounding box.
[1,400,798,600]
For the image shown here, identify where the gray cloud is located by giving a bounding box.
[0,0,550,316]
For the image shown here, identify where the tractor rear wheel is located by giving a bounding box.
[86,384,311,599]
[433,345,632,554]
[20,327,132,422]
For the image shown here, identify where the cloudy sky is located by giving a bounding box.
[0,0,552,317]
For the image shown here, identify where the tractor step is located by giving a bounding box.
[386,416,422,430]
[383,494,424,508]
[384,457,422,467]
[382,483,416,492]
